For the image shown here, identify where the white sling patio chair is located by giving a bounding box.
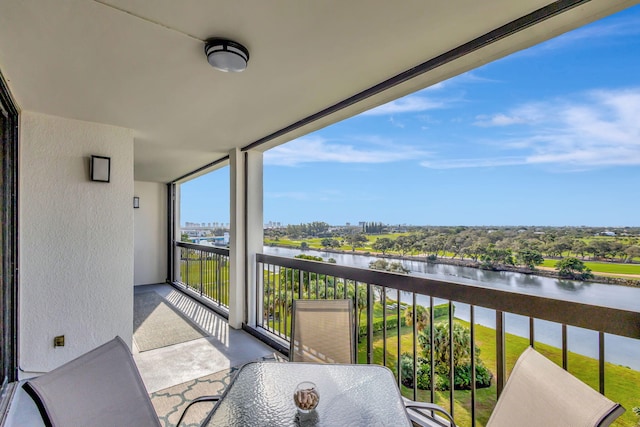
[290,299,355,364]
[22,336,161,427]
[406,346,625,427]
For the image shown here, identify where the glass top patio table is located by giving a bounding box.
[201,361,412,426]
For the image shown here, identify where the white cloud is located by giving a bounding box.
[475,113,525,127]
[265,136,429,166]
[362,95,445,116]
[424,88,640,169]
[475,103,547,127]
[388,117,405,128]
[420,157,526,169]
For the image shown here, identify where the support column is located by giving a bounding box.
[245,150,263,327]
[229,149,263,329]
[173,184,182,283]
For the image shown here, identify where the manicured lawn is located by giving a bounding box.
[541,259,640,275]
[179,258,229,305]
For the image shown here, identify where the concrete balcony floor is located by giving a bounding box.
[3,285,277,426]
[133,284,278,393]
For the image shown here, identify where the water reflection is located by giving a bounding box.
[517,274,542,288]
[556,280,591,292]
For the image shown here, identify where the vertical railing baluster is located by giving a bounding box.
[217,253,221,303]
[366,284,373,365]
[470,305,476,427]
[199,250,203,296]
[562,324,568,370]
[382,285,387,368]
[263,263,268,330]
[529,317,535,348]
[212,252,215,302]
[323,274,328,299]
[221,253,225,306]
[185,249,189,288]
[448,300,454,418]
[284,267,289,340]
[267,264,273,332]
[412,292,417,401]
[429,296,435,404]
[353,282,359,363]
[314,272,319,300]
[278,266,284,338]
[205,251,209,299]
[599,331,605,394]
[496,311,506,397]
[397,289,401,387]
[203,250,207,298]
[255,260,261,328]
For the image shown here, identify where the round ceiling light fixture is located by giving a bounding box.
[204,38,250,72]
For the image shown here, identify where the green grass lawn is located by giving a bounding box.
[179,258,229,305]
[358,320,640,427]
[541,259,640,275]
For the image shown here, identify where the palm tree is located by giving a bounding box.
[404,305,429,332]
[417,322,478,371]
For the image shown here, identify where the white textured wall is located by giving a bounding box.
[134,181,167,285]
[19,111,134,375]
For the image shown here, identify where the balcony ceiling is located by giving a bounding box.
[0,0,636,182]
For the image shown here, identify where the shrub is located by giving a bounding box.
[402,351,492,391]
[436,364,493,390]
[416,363,433,390]
[400,353,415,387]
[399,355,433,390]
[358,316,406,337]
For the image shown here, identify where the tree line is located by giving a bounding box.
[267,223,640,264]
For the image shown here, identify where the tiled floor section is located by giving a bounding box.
[133,284,277,393]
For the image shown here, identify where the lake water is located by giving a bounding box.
[264,246,640,370]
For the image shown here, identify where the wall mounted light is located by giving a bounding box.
[90,155,110,182]
[133,197,140,209]
[204,38,249,72]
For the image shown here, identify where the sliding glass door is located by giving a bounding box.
[0,72,18,386]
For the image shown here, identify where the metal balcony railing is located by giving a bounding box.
[175,242,230,315]
[254,253,640,427]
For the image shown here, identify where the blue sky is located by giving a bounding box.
[182,6,640,227]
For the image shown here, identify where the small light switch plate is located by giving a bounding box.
[53,335,65,347]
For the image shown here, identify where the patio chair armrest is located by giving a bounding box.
[404,400,456,427]
[176,395,220,427]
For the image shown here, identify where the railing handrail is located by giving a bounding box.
[176,241,230,256]
[256,253,640,339]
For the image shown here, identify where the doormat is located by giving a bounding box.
[133,290,207,352]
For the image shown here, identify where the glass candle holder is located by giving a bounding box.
[293,381,320,412]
